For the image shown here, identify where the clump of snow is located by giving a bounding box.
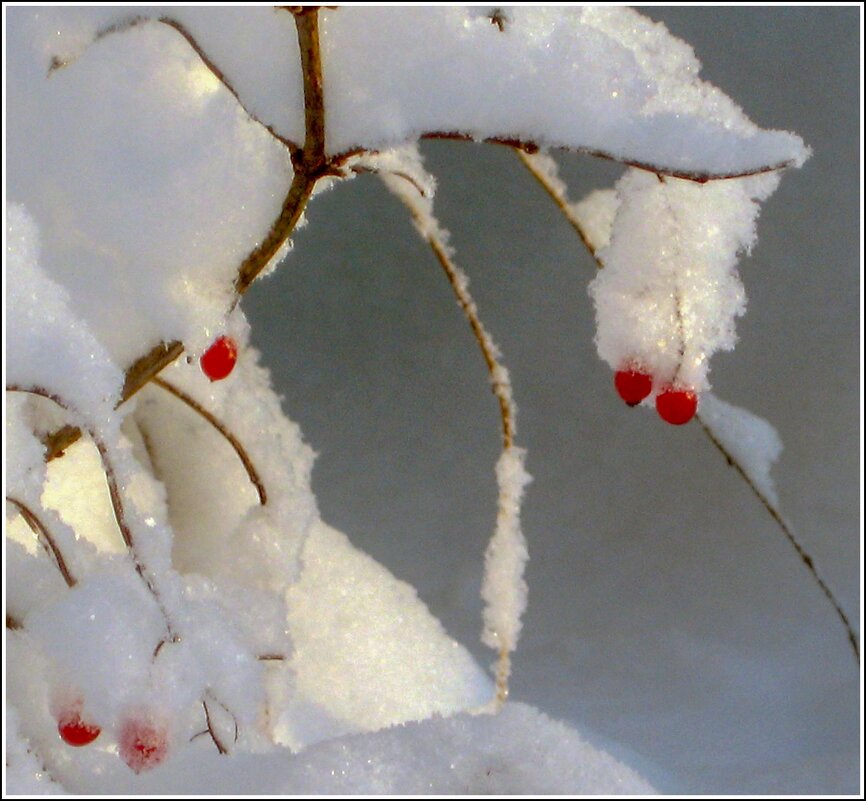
[321,6,807,174]
[6,204,122,433]
[4,706,65,795]
[698,393,783,506]
[573,188,619,254]
[6,11,294,366]
[481,447,532,660]
[21,6,808,179]
[589,168,780,394]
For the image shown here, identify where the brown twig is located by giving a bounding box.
[6,496,76,588]
[7,385,178,643]
[696,415,860,663]
[233,8,334,297]
[381,166,519,706]
[202,698,229,755]
[151,377,267,505]
[516,149,603,269]
[423,223,514,451]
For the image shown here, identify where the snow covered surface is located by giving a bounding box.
[4,4,856,796]
[4,701,654,795]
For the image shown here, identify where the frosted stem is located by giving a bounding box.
[516,149,603,269]
[6,385,178,644]
[372,148,530,706]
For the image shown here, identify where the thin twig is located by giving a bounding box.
[6,385,178,643]
[381,166,520,706]
[202,698,229,755]
[696,415,860,662]
[151,377,267,505]
[516,149,603,269]
[6,496,76,588]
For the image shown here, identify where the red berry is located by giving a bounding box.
[57,710,101,747]
[614,367,653,407]
[656,386,698,425]
[118,718,169,774]
[200,336,237,381]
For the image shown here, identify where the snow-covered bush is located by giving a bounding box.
[4,6,858,794]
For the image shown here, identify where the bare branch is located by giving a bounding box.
[151,377,267,505]
[516,149,603,269]
[6,496,76,588]
[696,414,860,663]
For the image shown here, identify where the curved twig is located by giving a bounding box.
[202,698,229,755]
[380,164,522,707]
[5,496,76,588]
[151,377,267,505]
[6,385,178,643]
[697,415,859,662]
[516,149,603,269]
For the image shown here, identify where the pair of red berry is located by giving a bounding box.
[614,367,698,425]
[58,705,168,773]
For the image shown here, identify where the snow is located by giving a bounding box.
[14,6,808,179]
[481,447,532,658]
[589,168,780,395]
[4,4,833,795]
[697,393,783,507]
[25,703,653,795]
[320,6,807,174]
[6,10,294,366]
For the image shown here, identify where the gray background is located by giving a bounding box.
[244,8,860,794]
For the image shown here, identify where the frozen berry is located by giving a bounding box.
[200,336,237,381]
[614,367,653,407]
[656,386,698,425]
[57,709,101,747]
[118,718,169,774]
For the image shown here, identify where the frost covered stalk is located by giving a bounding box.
[365,146,531,705]
[7,6,841,794]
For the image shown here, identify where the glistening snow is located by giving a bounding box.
[5,4,810,794]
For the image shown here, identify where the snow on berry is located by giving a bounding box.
[118,715,170,774]
[614,366,653,407]
[655,386,699,426]
[200,336,238,381]
[588,169,781,395]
